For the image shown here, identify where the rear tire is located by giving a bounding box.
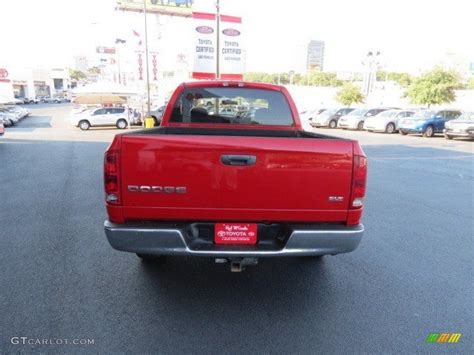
[423,125,434,137]
[116,119,128,129]
[357,121,364,130]
[399,130,408,135]
[78,120,90,130]
[445,134,453,140]
[329,120,337,129]
[386,122,396,134]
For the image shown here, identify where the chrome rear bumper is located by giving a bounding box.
[104,221,364,257]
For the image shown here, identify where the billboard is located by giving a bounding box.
[116,0,194,17]
[307,40,325,72]
[192,12,243,80]
[96,46,116,55]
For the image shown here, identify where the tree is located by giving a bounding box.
[87,66,101,75]
[244,71,344,87]
[376,71,412,88]
[69,69,87,81]
[406,68,461,107]
[467,77,474,90]
[336,83,365,106]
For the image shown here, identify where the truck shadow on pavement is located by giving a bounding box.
[137,255,333,311]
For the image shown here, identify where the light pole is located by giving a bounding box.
[143,0,151,115]
[215,0,220,79]
[362,50,381,97]
[115,38,126,84]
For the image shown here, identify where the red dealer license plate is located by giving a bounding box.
[214,223,258,245]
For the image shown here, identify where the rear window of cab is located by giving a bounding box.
[169,87,294,126]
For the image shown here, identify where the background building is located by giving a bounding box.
[0,66,70,100]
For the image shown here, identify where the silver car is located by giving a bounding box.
[444,112,474,139]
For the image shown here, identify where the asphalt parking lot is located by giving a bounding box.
[0,105,472,353]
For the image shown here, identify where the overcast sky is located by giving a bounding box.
[0,0,472,73]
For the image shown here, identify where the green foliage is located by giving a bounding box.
[467,77,474,89]
[303,72,343,87]
[406,68,461,107]
[377,71,413,88]
[69,69,87,81]
[335,83,365,106]
[87,66,101,75]
[244,71,344,87]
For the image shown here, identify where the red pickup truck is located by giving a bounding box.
[104,81,367,271]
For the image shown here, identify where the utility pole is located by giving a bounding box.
[215,0,220,79]
[115,39,126,85]
[143,0,151,115]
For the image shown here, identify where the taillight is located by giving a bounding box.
[351,155,367,208]
[347,154,367,225]
[104,150,121,204]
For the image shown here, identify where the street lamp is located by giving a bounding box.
[362,50,381,96]
[115,38,126,85]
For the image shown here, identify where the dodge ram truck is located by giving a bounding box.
[104,81,367,271]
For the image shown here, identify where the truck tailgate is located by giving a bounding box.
[119,133,353,222]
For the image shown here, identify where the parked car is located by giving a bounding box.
[71,107,129,130]
[43,96,64,104]
[149,105,166,126]
[337,108,392,130]
[103,81,367,271]
[13,98,24,105]
[0,108,21,123]
[444,111,474,140]
[363,109,415,133]
[300,108,326,122]
[398,109,462,137]
[311,108,355,128]
[7,106,30,119]
[23,97,39,104]
[0,113,12,127]
[0,121,4,136]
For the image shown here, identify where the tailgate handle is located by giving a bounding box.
[221,155,256,166]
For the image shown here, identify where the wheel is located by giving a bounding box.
[160,0,170,5]
[186,0,192,7]
[116,119,128,129]
[385,122,396,134]
[399,130,408,135]
[445,134,453,140]
[328,120,337,129]
[78,120,90,130]
[136,253,163,262]
[423,125,434,137]
[357,121,364,130]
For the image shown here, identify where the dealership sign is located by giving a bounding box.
[192,12,243,80]
[0,68,10,82]
[96,46,116,55]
